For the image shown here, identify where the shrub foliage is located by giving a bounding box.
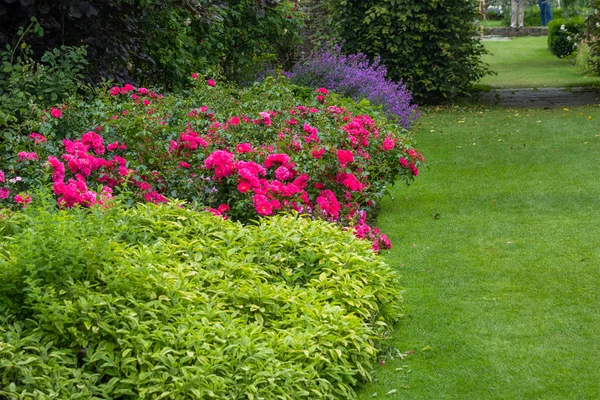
[589,0,600,74]
[329,0,490,103]
[548,17,586,58]
[0,77,423,250]
[0,200,403,398]
[0,0,303,87]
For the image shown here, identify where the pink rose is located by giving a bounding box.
[207,79,215,87]
[50,108,62,119]
[337,149,354,167]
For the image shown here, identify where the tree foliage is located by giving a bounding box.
[0,0,303,88]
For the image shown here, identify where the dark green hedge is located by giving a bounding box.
[548,16,586,58]
[330,0,490,104]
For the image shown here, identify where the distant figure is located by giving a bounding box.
[511,0,525,28]
[539,0,553,27]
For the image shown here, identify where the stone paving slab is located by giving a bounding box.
[484,27,548,37]
[469,87,600,108]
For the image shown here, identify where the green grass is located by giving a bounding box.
[479,36,600,88]
[357,105,600,399]
[479,19,504,28]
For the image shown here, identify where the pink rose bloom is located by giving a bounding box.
[17,152,38,161]
[50,108,62,119]
[191,73,199,79]
[236,143,252,153]
[179,161,191,169]
[275,166,292,181]
[228,116,241,126]
[138,87,149,94]
[311,148,325,159]
[0,187,9,199]
[217,204,230,214]
[337,149,354,167]
[14,193,32,205]
[253,194,273,216]
[379,234,392,249]
[238,180,252,193]
[317,95,325,102]
[382,137,395,151]
[143,99,151,106]
[408,149,418,159]
[207,79,216,87]
[316,87,329,95]
[0,170,4,183]
[121,83,135,93]
[410,164,419,176]
[109,86,120,96]
[108,142,120,151]
[399,157,409,168]
[29,132,47,144]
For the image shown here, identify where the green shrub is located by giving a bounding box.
[0,77,423,250]
[548,17,586,58]
[486,7,503,20]
[0,19,88,130]
[575,41,593,73]
[0,1,304,88]
[329,0,491,104]
[0,199,403,398]
[589,1,600,74]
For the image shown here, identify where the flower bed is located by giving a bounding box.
[0,78,423,250]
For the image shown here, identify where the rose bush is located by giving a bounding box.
[0,76,423,250]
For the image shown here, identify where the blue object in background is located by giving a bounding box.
[539,0,553,27]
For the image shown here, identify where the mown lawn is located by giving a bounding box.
[479,36,600,88]
[357,104,600,399]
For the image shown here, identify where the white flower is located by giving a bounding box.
[560,24,566,30]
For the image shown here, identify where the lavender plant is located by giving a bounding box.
[286,44,419,128]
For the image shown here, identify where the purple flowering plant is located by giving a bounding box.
[283,43,420,128]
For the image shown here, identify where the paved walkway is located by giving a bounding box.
[470,87,600,108]
[484,27,548,37]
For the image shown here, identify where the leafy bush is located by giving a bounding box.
[588,1,600,74]
[575,41,593,73]
[329,0,490,103]
[0,0,304,88]
[281,44,419,128]
[0,77,422,250]
[0,199,403,398]
[548,17,586,58]
[486,6,503,20]
[0,36,88,131]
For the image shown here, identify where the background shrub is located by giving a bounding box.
[328,0,490,103]
[548,17,586,58]
[0,200,403,398]
[0,0,304,88]
[588,1,600,74]
[486,6,503,20]
[0,30,88,131]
